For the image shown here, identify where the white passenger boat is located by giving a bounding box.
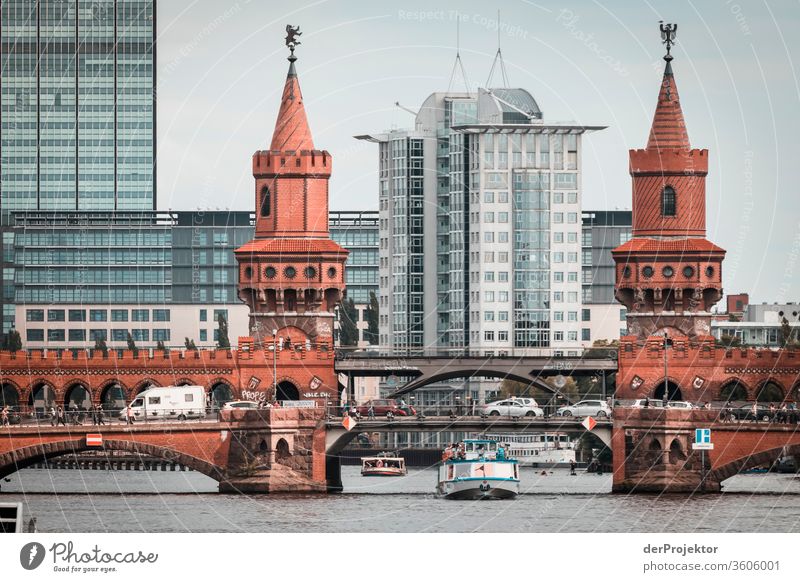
[361,453,407,477]
[486,433,577,468]
[437,439,519,500]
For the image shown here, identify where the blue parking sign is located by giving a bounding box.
[695,428,711,444]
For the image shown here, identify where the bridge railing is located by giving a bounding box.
[334,347,618,360]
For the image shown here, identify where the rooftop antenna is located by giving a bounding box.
[447,15,471,94]
[486,10,510,88]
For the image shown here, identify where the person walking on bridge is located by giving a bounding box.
[1,405,9,426]
[56,406,66,426]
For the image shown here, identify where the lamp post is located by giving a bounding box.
[663,333,670,403]
[272,328,278,403]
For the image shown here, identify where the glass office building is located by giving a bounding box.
[1,0,156,211]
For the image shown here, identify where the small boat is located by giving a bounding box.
[487,432,577,468]
[361,452,407,477]
[437,439,520,500]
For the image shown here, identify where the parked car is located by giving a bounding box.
[507,397,539,407]
[666,401,696,410]
[556,400,612,418]
[630,399,664,409]
[222,400,260,410]
[480,399,544,418]
[355,399,416,417]
[730,403,774,422]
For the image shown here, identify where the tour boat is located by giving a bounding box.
[360,453,407,477]
[437,439,520,500]
[486,432,577,468]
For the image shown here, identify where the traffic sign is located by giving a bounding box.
[695,428,711,444]
[86,434,103,447]
[581,416,597,431]
[342,416,357,432]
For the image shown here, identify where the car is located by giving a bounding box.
[730,403,774,422]
[222,400,260,410]
[480,399,544,418]
[666,401,696,410]
[355,399,416,417]
[507,397,539,407]
[630,399,664,409]
[556,400,612,418]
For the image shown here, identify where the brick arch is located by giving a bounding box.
[98,380,128,409]
[0,380,21,407]
[208,378,235,403]
[754,378,786,403]
[22,378,56,405]
[718,378,750,401]
[652,377,682,401]
[63,380,94,407]
[174,378,196,387]
[0,439,225,482]
[710,443,800,483]
[132,378,161,396]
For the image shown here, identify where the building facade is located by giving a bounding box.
[712,301,800,347]
[1,0,156,211]
[360,88,605,356]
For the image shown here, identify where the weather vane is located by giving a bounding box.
[659,21,677,61]
[285,25,302,62]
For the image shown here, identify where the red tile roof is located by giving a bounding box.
[235,238,348,256]
[612,237,725,255]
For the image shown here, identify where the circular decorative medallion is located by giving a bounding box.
[642,266,654,278]
[284,266,296,279]
[683,266,694,278]
[662,266,674,278]
[244,267,253,279]
[304,266,317,279]
[327,267,337,279]
[705,266,714,277]
[265,266,277,279]
[623,266,631,278]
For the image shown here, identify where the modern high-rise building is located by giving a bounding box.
[1,0,156,211]
[4,209,379,349]
[358,88,605,356]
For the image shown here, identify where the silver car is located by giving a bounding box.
[480,399,544,418]
[556,400,612,418]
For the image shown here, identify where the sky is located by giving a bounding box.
[156,0,800,304]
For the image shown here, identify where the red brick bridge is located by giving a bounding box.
[613,408,800,493]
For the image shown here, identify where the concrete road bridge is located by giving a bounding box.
[334,349,618,397]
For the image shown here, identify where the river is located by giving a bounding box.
[2,467,799,533]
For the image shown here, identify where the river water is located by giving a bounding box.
[2,467,800,533]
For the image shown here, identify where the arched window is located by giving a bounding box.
[260,185,271,217]
[661,186,676,217]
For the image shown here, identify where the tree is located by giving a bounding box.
[780,317,798,348]
[3,329,22,352]
[217,313,231,349]
[716,334,742,349]
[184,337,197,351]
[126,332,138,356]
[364,292,379,345]
[337,298,359,346]
[156,340,165,351]
[94,338,109,356]
[583,339,619,359]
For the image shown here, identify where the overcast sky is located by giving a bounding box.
[156,0,800,304]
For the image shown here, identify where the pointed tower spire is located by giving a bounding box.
[270,30,314,151]
[646,22,689,150]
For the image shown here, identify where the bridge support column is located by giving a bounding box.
[326,453,342,493]
[612,408,721,494]
[218,408,328,494]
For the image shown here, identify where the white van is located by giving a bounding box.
[120,385,207,421]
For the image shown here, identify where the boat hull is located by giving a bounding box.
[361,469,406,477]
[437,478,519,500]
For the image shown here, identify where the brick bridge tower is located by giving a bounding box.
[235,34,348,401]
[612,31,725,340]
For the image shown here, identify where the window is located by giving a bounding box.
[568,331,578,342]
[498,272,509,282]
[553,291,563,303]
[484,232,495,243]
[499,192,509,203]
[553,252,564,263]
[498,212,509,223]
[499,291,509,302]
[111,329,128,342]
[484,192,495,203]
[214,310,229,323]
[484,212,495,223]
[153,329,171,342]
[619,230,632,244]
[200,329,208,341]
[662,186,676,216]
[484,272,495,282]
[484,312,495,322]
[568,292,578,303]
[48,329,65,342]
[553,192,564,204]
[567,192,578,203]
[498,232,508,243]
[132,309,149,322]
[568,311,578,322]
[582,328,591,341]
[553,331,564,341]
[553,212,564,224]
[554,311,564,321]
[27,329,44,342]
[620,309,627,321]
[131,329,149,342]
[200,309,208,322]
[484,252,495,263]
[554,232,564,243]
[27,309,44,322]
[567,212,578,224]
[568,272,578,282]
[260,185,271,217]
[567,232,577,243]
[582,308,591,321]
[554,272,564,283]
[485,291,495,302]
[568,252,578,263]
[499,331,508,341]
[89,329,107,341]
[48,310,65,322]
[153,309,170,322]
[90,310,107,322]
[499,252,508,262]
[484,331,495,342]
[68,329,86,342]
[498,311,509,321]
[68,310,86,322]
[111,310,128,322]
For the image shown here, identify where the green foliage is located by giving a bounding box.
[583,339,619,359]
[155,340,165,351]
[184,337,197,351]
[216,313,231,349]
[3,329,22,352]
[338,297,359,346]
[126,332,138,356]
[94,338,109,356]
[716,333,742,348]
[364,292,379,345]
[780,317,799,348]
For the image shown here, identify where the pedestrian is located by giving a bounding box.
[662,393,668,407]
[56,406,66,426]
[644,397,650,408]
[1,405,9,426]
[96,404,106,426]
[367,404,375,419]
[570,460,577,476]
[752,401,759,423]
[91,404,98,425]
[125,405,133,425]
[49,406,56,427]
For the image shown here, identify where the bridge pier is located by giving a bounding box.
[612,408,720,494]
[325,454,343,493]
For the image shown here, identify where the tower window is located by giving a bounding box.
[661,186,676,217]
[260,185,271,217]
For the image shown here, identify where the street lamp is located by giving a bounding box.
[663,333,672,403]
[273,328,278,403]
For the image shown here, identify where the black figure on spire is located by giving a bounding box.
[285,25,302,62]
[659,21,677,62]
